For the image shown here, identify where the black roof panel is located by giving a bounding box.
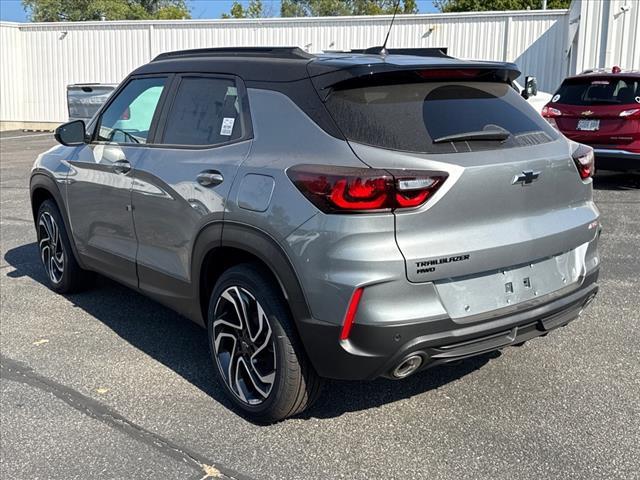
[135,55,313,82]
[133,46,520,84]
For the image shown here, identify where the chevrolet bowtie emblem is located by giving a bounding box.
[512,170,541,185]
[581,110,594,116]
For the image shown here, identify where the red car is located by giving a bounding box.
[542,67,640,172]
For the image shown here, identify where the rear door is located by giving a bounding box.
[131,74,252,311]
[66,75,169,288]
[324,77,599,292]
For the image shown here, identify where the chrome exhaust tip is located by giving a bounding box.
[583,293,597,308]
[391,354,423,379]
[579,293,597,315]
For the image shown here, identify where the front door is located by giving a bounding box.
[65,76,169,287]
[131,74,252,310]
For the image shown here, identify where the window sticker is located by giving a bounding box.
[552,94,561,103]
[636,96,640,104]
[220,117,235,136]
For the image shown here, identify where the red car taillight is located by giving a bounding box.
[542,106,562,118]
[541,105,562,129]
[571,143,595,180]
[287,165,448,213]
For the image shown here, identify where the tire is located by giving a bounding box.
[36,199,90,294]
[207,264,322,423]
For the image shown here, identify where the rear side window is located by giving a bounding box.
[161,77,245,146]
[552,77,640,105]
[325,81,557,154]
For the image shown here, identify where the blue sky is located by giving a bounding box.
[0,1,438,22]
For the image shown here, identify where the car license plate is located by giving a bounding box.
[577,119,600,131]
[435,244,588,319]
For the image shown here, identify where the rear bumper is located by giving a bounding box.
[593,149,640,172]
[300,269,599,380]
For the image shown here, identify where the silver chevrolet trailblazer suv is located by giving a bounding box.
[30,47,600,422]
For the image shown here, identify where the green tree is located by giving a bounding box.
[22,0,190,21]
[221,0,265,19]
[279,0,418,18]
[433,0,570,12]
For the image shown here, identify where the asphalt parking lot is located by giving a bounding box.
[1,130,639,480]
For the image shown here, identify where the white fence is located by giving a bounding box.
[0,0,637,127]
[571,0,639,74]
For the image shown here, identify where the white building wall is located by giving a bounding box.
[505,13,569,88]
[0,23,24,123]
[1,1,636,127]
[0,11,569,124]
[572,0,639,73]
[606,0,639,70]
[17,23,151,122]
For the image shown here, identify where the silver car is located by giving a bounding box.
[30,47,600,422]
[66,83,117,123]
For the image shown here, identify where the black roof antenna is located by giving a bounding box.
[380,0,401,56]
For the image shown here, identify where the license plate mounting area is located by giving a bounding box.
[577,119,600,131]
[435,244,588,320]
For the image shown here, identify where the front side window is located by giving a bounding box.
[161,77,244,146]
[96,77,167,144]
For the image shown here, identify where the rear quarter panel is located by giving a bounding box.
[225,88,404,324]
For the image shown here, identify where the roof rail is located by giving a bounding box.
[350,47,450,58]
[153,47,314,62]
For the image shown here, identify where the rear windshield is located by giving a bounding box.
[325,81,557,154]
[553,77,640,106]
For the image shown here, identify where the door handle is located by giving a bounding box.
[197,171,224,187]
[113,159,131,175]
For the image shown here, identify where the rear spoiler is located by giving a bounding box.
[309,61,521,101]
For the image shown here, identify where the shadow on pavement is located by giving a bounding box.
[592,172,640,191]
[5,242,495,423]
[300,352,497,420]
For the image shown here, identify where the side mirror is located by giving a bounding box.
[522,76,538,99]
[54,120,86,146]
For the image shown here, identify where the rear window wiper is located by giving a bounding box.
[433,129,510,144]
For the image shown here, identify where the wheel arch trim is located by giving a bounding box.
[29,173,86,269]
[191,220,313,329]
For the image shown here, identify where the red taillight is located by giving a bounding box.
[330,177,389,210]
[541,105,562,118]
[542,105,562,130]
[340,287,364,341]
[287,165,447,213]
[571,143,595,180]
